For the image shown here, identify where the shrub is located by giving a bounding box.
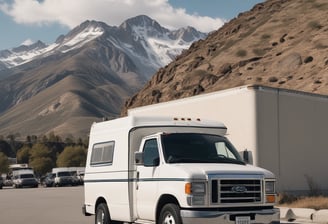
[304,56,313,63]
[268,76,278,82]
[236,49,247,57]
[308,21,322,29]
[279,193,298,204]
[253,48,266,56]
[305,174,321,196]
[315,42,328,49]
[261,34,271,39]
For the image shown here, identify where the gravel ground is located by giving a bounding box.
[0,186,92,224]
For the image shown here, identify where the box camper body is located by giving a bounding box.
[83,116,279,224]
[128,85,328,194]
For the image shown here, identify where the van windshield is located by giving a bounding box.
[161,133,245,165]
[58,171,71,177]
[20,174,34,179]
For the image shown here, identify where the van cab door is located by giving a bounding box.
[136,137,161,221]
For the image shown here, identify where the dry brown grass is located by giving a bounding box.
[279,195,328,210]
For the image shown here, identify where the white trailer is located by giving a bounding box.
[128,85,328,194]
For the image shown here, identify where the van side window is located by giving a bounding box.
[143,139,159,167]
[91,142,115,166]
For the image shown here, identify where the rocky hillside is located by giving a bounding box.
[123,0,328,114]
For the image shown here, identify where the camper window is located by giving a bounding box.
[91,141,115,166]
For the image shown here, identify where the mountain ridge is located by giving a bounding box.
[0,15,206,138]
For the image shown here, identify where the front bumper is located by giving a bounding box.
[181,207,280,224]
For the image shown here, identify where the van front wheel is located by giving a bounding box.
[158,203,182,224]
[95,203,110,224]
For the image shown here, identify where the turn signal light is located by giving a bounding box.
[266,195,276,203]
[185,183,192,194]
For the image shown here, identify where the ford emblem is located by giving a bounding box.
[231,185,247,193]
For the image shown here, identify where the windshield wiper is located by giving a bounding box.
[167,157,205,163]
[214,157,245,165]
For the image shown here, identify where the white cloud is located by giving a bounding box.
[0,0,224,32]
[21,38,34,46]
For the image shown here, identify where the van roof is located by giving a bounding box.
[12,169,34,175]
[93,116,227,130]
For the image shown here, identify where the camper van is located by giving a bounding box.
[12,169,38,188]
[83,116,279,224]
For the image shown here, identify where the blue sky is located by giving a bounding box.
[0,0,263,50]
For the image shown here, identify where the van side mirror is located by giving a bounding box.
[135,152,144,165]
[240,149,253,165]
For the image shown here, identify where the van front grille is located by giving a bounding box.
[211,179,262,204]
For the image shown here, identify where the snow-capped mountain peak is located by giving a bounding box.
[0,15,206,71]
[0,40,50,68]
[120,15,169,36]
[116,15,206,68]
[57,21,105,53]
[0,20,105,68]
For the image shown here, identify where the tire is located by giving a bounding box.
[158,203,182,224]
[95,203,110,224]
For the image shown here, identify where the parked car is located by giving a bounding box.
[70,171,84,185]
[4,175,13,187]
[12,170,38,188]
[42,173,55,187]
[0,176,3,189]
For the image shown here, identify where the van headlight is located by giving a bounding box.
[185,182,206,206]
[265,180,276,203]
[265,181,275,194]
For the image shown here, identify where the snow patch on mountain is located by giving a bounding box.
[61,26,104,53]
[0,44,59,67]
[127,21,205,68]
[147,37,193,66]
[0,25,104,68]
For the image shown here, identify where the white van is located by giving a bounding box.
[83,116,279,224]
[12,169,38,188]
[51,167,76,187]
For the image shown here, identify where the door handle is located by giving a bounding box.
[136,171,139,190]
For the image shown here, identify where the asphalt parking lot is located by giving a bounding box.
[0,186,313,224]
[0,186,92,224]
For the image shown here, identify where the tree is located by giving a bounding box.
[29,157,54,176]
[16,146,31,164]
[0,140,15,157]
[64,136,74,145]
[29,143,55,176]
[5,133,22,154]
[48,131,62,143]
[0,152,9,173]
[31,135,38,143]
[56,146,87,167]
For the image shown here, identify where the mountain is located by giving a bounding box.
[0,15,206,138]
[123,0,328,114]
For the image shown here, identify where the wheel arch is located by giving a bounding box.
[95,197,108,213]
[156,194,180,222]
